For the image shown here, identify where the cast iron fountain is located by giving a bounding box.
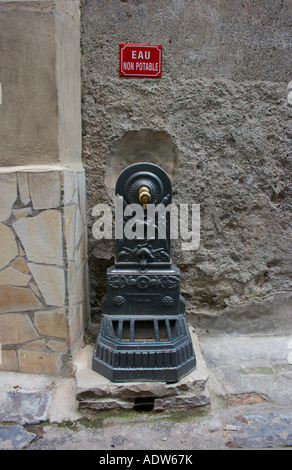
[92,163,196,382]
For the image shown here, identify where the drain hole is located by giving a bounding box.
[134,397,155,412]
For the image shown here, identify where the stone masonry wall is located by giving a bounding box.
[0,1,89,375]
[0,168,88,375]
[81,0,292,333]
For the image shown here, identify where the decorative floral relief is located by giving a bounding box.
[162,296,174,308]
[117,241,170,267]
[112,295,125,307]
[108,274,179,290]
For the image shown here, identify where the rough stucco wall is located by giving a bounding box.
[81,0,292,332]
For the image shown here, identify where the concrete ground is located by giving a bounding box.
[1,332,292,450]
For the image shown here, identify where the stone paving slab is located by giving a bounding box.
[230,411,292,448]
[198,333,292,407]
[0,372,80,425]
[0,424,36,450]
[0,333,292,449]
[23,403,292,450]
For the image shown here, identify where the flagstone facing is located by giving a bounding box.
[0,174,17,222]
[0,314,39,345]
[35,309,67,339]
[28,263,66,307]
[0,169,89,376]
[0,267,31,287]
[0,286,42,314]
[13,210,63,265]
[28,172,61,210]
[0,224,18,270]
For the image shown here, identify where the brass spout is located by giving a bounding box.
[138,185,151,209]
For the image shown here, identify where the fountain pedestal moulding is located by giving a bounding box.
[92,163,196,382]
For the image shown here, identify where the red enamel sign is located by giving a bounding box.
[120,44,162,78]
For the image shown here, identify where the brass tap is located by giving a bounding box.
[138,185,151,209]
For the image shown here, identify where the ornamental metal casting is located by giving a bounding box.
[92,163,196,382]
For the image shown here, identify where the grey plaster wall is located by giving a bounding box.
[0,0,81,168]
[81,0,292,332]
